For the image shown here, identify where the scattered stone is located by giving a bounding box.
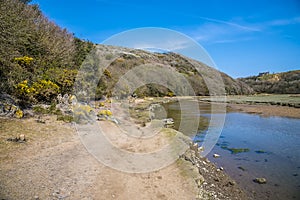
[19,134,26,141]
[162,118,174,127]
[225,181,235,186]
[36,116,46,123]
[213,154,220,158]
[195,177,205,187]
[237,166,246,171]
[34,195,39,200]
[7,134,26,143]
[214,178,220,182]
[254,177,267,184]
[190,142,199,152]
[140,122,146,127]
[198,146,204,152]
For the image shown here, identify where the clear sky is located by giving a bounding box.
[31,0,300,78]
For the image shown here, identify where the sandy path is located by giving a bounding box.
[0,116,197,200]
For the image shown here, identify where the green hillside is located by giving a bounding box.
[239,70,300,94]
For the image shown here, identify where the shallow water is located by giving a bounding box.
[165,100,300,200]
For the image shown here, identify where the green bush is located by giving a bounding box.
[15,79,60,102]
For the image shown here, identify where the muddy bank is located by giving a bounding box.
[228,103,300,118]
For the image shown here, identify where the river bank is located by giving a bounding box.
[2,94,298,199]
[227,103,300,118]
[0,113,249,199]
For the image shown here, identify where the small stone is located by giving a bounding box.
[112,194,116,198]
[195,177,205,187]
[219,167,224,170]
[198,146,204,152]
[213,154,220,158]
[34,196,39,200]
[19,134,26,141]
[254,177,267,184]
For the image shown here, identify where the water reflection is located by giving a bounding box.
[165,100,300,200]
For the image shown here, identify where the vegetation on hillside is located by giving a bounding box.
[0,0,93,105]
[239,70,300,94]
[1,0,253,107]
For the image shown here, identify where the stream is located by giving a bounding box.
[164,100,300,200]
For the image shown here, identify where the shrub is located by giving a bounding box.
[15,79,60,102]
[103,69,112,78]
[14,56,34,66]
[97,109,112,116]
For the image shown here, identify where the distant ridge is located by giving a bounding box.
[238,70,300,94]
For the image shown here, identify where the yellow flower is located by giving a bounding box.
[15,109,23,119]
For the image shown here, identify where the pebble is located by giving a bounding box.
[34,196,39,200]
[213,154,220,158]
[254,177,267,184]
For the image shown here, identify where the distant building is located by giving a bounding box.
[258,71,269,76]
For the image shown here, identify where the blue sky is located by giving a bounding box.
[31,0,300,78]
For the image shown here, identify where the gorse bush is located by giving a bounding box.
[0,0,93,103]
[15,79,60,102]
[14,56,34,66]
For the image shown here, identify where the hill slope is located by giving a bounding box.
[0,0,253,105]
[238,70,300,94]
[76,45,253,100]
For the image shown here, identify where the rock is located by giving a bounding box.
[34,195,39,200]
[162,118,174,126]
[195,176,205,187]
[19,134,26,141]
[254,177,267,184]
[23,109,34,118]
[213,154,220,158]
[190,142,199,152]
[198,146,204,152]
[7,134,26,142]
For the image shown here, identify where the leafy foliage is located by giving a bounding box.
[15,79,60,102]
[239,70,300,94]
[0,0,93,104]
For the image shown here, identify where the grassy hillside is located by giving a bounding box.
[0,0,253,106]
[239,70,300,94]
[84,45,253,99]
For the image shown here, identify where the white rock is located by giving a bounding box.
[213,154,220,158]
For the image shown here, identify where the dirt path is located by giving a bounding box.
[0,114,249,200]
[0,116,197,200]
